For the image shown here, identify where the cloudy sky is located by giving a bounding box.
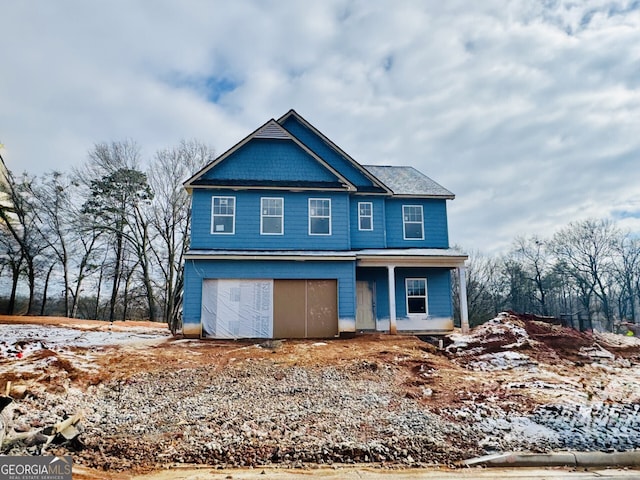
[1,0,639,253]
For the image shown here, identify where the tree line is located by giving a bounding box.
[0,140,214,332]
[1,141,637,333]
[455,218,640,332]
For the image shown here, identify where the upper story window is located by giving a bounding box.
[261,197,284,235]
[211,196,235,234]
[406,278,428,315]
[358,202,373,231]
[309,198,331,235]
[403,205,424,240]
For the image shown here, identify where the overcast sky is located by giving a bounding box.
[1,0,639,253]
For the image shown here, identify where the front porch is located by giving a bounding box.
[354,249,469,335]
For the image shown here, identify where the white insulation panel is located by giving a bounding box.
[202,279,273,339]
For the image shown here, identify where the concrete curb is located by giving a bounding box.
[463,451,640,468]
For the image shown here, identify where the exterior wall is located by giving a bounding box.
[190,190,351,250]
[384,198,449,248]
[356,267,453,327]
[183,259,356,336]
[280,116,376,188]
[203,138,338,183]
[349,196,386,249]
[356,267,389,320]
[394,267,453,319]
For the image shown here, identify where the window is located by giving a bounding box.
[261,197,283,235]
[358,202,373,231]
[403,205,424,240]
[406,278,428,315]
[211,196,235,234]
[309,198,331,235]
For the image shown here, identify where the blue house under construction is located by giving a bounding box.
[182,110,469,339]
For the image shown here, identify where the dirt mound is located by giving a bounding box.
[446,312,600,364]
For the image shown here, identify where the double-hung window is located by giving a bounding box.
[261,197,284,235]
[403,205,424,240]
[406,278,428,315]
[358,202,373,231]
[211,196,235,234]
[309,198,331,235]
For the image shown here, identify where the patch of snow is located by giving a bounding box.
[466,351,536,371]
[446,313,531,356]
[0,324,168,359]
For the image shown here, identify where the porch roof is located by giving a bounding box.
[185,248,467,267]
[356,248,467,267]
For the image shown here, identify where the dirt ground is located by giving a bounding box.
[2,313,640,478]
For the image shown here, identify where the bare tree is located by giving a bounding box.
[552,219,620,330]
[613,235,640,324]
[453,250,505,326]
[147,139,214,332]
[510,235,557,315]
[0,169,45,314]
[78,141,152,321]
[27,171,78,316]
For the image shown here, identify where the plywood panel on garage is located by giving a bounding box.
[273,280,306,338]
[306,280,338,337]
[272,279,338,339]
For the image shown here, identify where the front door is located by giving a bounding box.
[356,281,375,330]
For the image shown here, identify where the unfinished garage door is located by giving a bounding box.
[201,279,273,339]
[273,279,338,339]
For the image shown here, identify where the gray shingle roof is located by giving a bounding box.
[362,165,454,198]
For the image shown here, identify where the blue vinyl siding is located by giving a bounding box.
[350,197,386,249]
[394,268,453,319]
[385,198,449,248]
[203,138,339,183]
[356,267,453,320]
[190,190,350,250]
[281,116,376,189]
[183,259,356,328]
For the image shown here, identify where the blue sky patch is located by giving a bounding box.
[165,73,239,103]
[613,210,640,220]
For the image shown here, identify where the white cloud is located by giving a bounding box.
[1,0,639,253]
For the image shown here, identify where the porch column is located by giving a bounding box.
[458,266,470,334]
[387,265,397,334]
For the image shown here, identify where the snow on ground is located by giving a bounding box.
[0,322,170,378]
[0,324,168,357]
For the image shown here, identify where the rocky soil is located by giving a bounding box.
[1,313,640,475]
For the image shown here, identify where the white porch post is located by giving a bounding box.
[388,265,397,334]
[458,266,470,334]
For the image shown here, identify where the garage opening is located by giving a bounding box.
[202,279,338,339]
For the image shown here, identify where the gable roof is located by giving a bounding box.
[277,110,391,195]
[183,119,356,192]
[184,111,455,200]
[362,165,455,199]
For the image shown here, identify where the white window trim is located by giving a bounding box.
[406,278,428,316]
[211,196,235,235]
[260,197,284,235]
[308,198,331,236]
[358,201,373,231]
[402,204,424,240]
